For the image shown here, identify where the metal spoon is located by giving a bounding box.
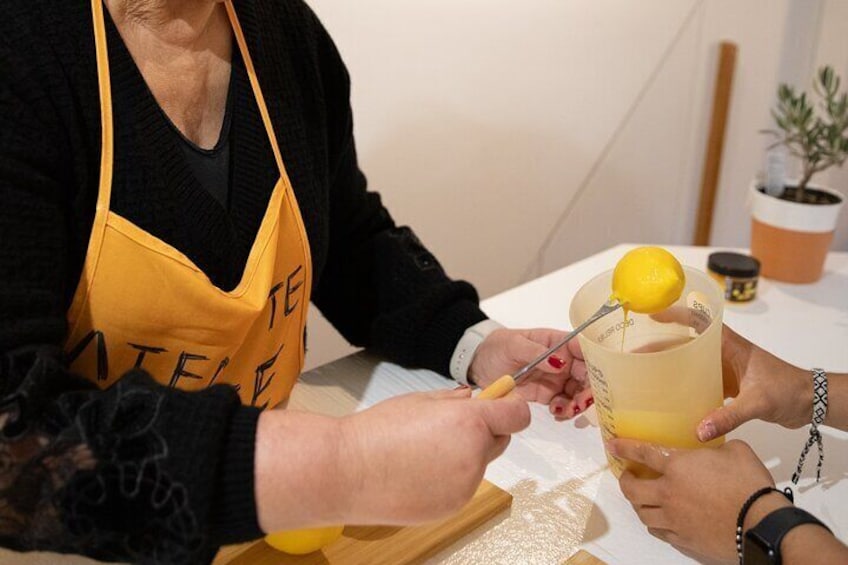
[477,299,622,399]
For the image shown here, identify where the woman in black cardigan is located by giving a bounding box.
[0,1,591,562]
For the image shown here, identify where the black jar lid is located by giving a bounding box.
[708,252,760,278]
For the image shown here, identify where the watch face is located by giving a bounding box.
[744,532,777,565]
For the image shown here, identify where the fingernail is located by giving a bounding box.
[553,405,564,415]
[586,398,594,408]
[573,405,581,415]
[453,384,470,390]
[605,441,618,456]
[547,355,565,369]
[697,420,716,442]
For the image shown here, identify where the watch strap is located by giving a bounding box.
[744,506,832,564]
[737,486,794,562]
[449,319,503,385]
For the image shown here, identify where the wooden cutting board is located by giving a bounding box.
[563,549,607,565]
[214,480,511,565]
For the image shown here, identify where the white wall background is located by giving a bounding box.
[304,0,848,369]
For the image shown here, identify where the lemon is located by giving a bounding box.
[611,247,685,314]
[265,525,344,555]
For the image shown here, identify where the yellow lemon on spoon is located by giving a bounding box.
[265,525,344,555]
[611,246,685,314]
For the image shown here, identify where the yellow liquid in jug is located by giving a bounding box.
[615,409,723,449]
[612,410,724,479]
[602,336,724,478]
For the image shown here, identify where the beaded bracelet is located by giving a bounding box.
[792,368,828,484]
[736,486,794,564]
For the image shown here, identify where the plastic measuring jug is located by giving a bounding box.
[569,266,724,478]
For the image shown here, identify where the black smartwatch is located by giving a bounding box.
[743,506,832,564]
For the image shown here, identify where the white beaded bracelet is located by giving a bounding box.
[449,319,504,385]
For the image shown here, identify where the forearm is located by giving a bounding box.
[253,409,350,532]
[782,523,848,564]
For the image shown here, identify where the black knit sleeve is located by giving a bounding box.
[0,26,262,564]
[1,350,261,563]
[304,11,488,377]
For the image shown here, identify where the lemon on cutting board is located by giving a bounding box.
[265,525,344,555]
[611,246,685,314]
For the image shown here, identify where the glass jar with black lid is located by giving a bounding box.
[708,252,761,302]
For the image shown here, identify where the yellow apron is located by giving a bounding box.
[64,0,312,409]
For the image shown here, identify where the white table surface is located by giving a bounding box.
[288,244,848,565]
[9,244,842,565]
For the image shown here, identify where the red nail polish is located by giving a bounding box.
[547,355,565,369]
[586,398,594,408]
[573,406,581,414]
[553,405,563,415]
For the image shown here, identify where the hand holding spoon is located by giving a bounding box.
[477,246,685,400]
[477,300,621,400]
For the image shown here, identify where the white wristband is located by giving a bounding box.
[449,319,504,385]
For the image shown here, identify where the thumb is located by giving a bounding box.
[475,394,532,436]
[697,393,757,441]
[428,386,473,400]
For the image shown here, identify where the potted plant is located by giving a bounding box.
[751,65,847,283]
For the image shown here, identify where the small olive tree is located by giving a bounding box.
[763,66,848,202]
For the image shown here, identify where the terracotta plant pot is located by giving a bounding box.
[749,181,844,283]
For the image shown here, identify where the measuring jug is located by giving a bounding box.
[569,266,724,478]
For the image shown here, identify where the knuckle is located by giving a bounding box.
[619,476,636,500]
[635,506,652,525]
[723,409,741,428]
[725,438,745,451]
[468,414,490,438]
[647,527,664,540]
[513,401,531,429]
[441,406,466,429]
[494,397,530,432]
[725,438,753,456]
[632,442,650,462]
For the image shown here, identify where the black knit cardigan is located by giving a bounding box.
[0,1,486,562]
